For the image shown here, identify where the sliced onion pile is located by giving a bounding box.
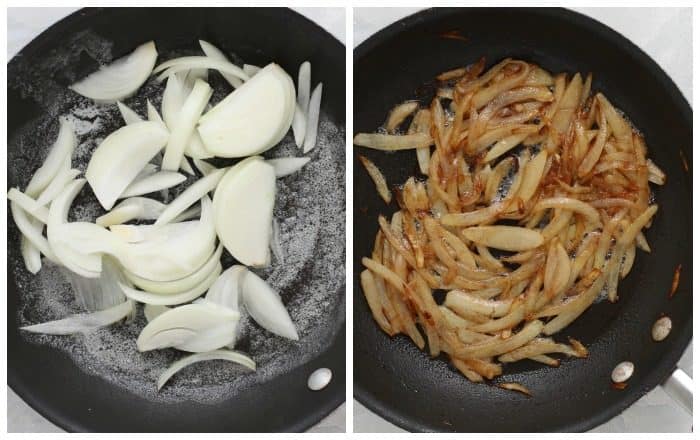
[10,38,325,390]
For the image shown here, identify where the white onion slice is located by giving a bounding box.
[70,41,158,103]
[120,171,186,199]
[10,200,58,263]
[153,56,249,83]
[119,262,221,306]
[144,304,170,322]
[185,68,208,89]
[243,64,261,77]
[126,243,223,294]
[185,133,213,159]
[198,40,243,88]
[241,270,298,340]
[20,299,135,335]
[161,74,186,128]
[117,101,142,125]
[21,222,43,274]
[267,157,311,178]
[198,63,295,158]
[193,158,218,176]
[137,302,238,352]
[213,157,275,267]
[7,189,49,223]
[162,79,212,171]
[157,349,255,390]
[86,121,169,210]
[205,264,246,311]
[303,83,323,153]
[25,119,77,197]
[136,163,158,179]
[155,167,225,225]
[297,61,311,115]
[174,320,237,352]
[96,197,166,227]
[173,205,202,223]
[36,161,81,206]
[109,220,198,243]
[270,218,284,264]
[146,99,163,124]
[291,103,307,147]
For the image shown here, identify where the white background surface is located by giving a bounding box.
[6,6,345,433]
[353,7,693,433]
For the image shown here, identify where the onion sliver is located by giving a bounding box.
[213,157,275,267]
[137,302,238,351]
[198,63,295,158]
[119,262,221,306]
[291,103,307,147]
[173,320,237,352]
[268,157,311,178]
[154,56,249,83]
[10,201,58,263]
[21,222,43,274]
[173,205,202,223]
[86,121,169,210]
[110,220,198,243]
[243,64,261,77]
[7,189,49,223]
[70,41,157,103]
[25,119,77,197]
[193,158,218,176]
[270,218,284,264]
[156,167,225,225]
[36,166,81,206]
[147,99,164,124]
[157,349,255,390]
[126,243,223,294]
[144,304,170,322]
[96,197,166,227]
[205,264,246,311]
[162,79,212,171]
[117,101,142,125]
[241,270,298,340]
[21,300,135,335]
[303,82,323,153]
[120,171,186,199]
[198,40,243,88]
[297,61,311,115]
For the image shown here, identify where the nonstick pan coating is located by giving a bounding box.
[353,7,691,432]
[8,7,345,432]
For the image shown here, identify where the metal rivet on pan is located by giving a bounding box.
[652,316,672,342]
[308,368,332,391]
[611,361,634,383]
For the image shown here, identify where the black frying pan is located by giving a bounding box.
[353,7,691,432]
[8,7,345,432]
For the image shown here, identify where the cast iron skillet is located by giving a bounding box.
[8,7,345,432]
[354,7,691,432]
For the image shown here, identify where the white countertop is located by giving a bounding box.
[6,6,345,433]
[353,7,692,433]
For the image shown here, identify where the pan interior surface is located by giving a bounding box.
[8,7,345,432]
[353,7,691,433]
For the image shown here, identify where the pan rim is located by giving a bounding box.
[7,6,346,433]
[353,6,691,433]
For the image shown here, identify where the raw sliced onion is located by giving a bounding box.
[146,99,164,124]
[198,63,295,158]
[161,74,213,160]
[198,40,243,88]
[193,158,218,176]
[117,101,142,125]
[267,157,311,178]
[205,264,246,311]
[137,302,239,352]
[136,163,158,179]
[70,41,158,103]
[144,304,170,322]
[162,79,212,171]
[157,349,255,390]
[96,197,166,227]
[155,167,225,225]
[86,121,169,209]
[7,188,49,223]
[297,61,311,115]
[125,243,223,294]
[303,82,323,153]
[20,299,135,335]
[241,270,298,340]
[120,171,186,198]
[184,68,208,89]
[53,222,124,256]
[174,320,237,352]
[21,221,43,274]
[25,119,77,197]
[179,158,195,175]
[291,103,307,147]
[173,205,202,223]
[110,220,198,243]
[10,200,58,263]
[213,157,275,267]
[119,262,221,305]
[153,56,249,83]
[243,64,261,77]
[270,218,284,264]
[36,163,81,206]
